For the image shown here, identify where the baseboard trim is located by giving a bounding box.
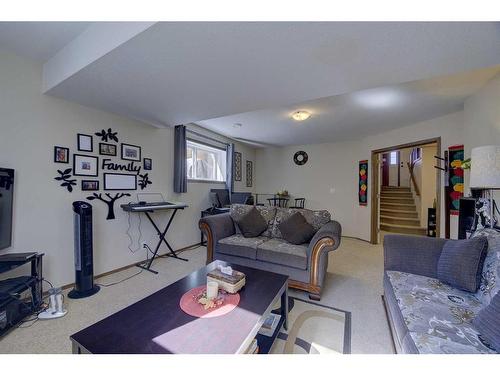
[59,243,202,292]
[341,235,371,244]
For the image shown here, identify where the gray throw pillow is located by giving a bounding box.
[278,212,316,245]
[437,237,488,292]
[473,292,500,352]
[235,207,268,238]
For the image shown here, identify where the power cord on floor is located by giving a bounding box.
[96,268,144,288]
[96,243,202,288]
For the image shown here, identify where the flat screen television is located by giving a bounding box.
[0,168,14,250]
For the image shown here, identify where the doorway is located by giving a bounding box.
[370,137,441,244]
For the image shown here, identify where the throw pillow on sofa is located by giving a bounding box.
[234,207,268,238]
[473,292,500,352]
[271,208,331,239]
[471,228,500,306]
[230,204,276,237]
[437,236,488,292]
[278,212,316,245]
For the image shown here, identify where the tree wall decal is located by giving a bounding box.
[54,168,77,192]
[95,128,118,143]
[86,192,131,220]
[138,173,152,190]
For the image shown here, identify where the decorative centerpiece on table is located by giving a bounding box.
[276,189,289,198]
[207,265,246,294]
[194,288,227,310]
[179,265,244,318]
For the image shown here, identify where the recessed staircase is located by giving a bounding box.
[380,186,426,236]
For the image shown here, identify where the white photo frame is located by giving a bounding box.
[103,173,137,190]
[73,154,98,176]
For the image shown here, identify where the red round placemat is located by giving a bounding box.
[179,285,240,318]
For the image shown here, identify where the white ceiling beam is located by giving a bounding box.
[42,22,156,93]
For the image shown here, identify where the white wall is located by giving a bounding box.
[463,73,500,203]
[256,71,500,242]
[256,111,465,241]
[0,51,256,287]
[413,144,438,226]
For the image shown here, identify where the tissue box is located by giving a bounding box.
[207,269,246,294]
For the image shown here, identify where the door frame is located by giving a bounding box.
[370,137,441,244]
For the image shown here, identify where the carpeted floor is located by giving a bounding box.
[0,237,393,354]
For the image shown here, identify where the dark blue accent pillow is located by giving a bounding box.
[473,292,500,352]
[437,237,488,292]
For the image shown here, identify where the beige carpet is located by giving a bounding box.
[0,237,393,354]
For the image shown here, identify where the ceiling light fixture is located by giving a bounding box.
[233,123,243,128]
[291,111,311,121]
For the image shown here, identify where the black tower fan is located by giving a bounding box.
[68,201,100,299]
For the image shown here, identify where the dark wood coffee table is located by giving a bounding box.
[70,260,288,354]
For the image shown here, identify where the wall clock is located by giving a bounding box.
[293,151,308,165]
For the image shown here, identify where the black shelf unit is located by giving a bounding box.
[427,207,437,237]
[0,252,43,336]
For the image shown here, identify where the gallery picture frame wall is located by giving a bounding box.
[99,142,117,156]
[73,154,99,177]
[54,146,69,163]
[121,143,141,162]
[81,180,99,191]
[53,129,153,197]
[77,133,93,152]
[103,173,137,191]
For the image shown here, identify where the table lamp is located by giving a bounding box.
[469,145,500,228]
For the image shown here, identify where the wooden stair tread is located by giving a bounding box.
[381,223,426,230]
[380,208,417,214]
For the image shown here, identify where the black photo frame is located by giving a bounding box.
[81,180,99,191]
[103,173,137,191]
[73,154,99,177]
[143,158,152,170]
[121,143,141,162]
[99,142,117,156]
[77,133,93,152]
[54,146,70,163]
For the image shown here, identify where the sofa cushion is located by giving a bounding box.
[437,237,488,292]
[230,204,276,237]
[271,208,331,239]
[471,229,500,306]
[217,235,268,260]
[234,207,268,238]
[278,212,316,245]
[385,270,495,354]
[256,238,308,270]
[473,292,500,352]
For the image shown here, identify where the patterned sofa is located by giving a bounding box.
[383,230,500,354]
[199,204,342,300]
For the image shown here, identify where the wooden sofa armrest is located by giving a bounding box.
[199,213,235,264]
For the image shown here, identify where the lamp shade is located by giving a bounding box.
[469,145,500,189]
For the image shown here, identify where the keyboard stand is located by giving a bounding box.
[136,208,189,274]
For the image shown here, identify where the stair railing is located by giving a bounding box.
[407,161,420,197]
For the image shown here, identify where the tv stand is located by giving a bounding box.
[0,252,44,335]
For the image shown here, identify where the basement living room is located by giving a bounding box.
[1,6,500,371]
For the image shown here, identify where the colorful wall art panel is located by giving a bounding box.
[448,145,464,216]
[359,160,368,206]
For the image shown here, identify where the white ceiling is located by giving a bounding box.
[42,22,500,128]
[197,66,500,146]
[0,22,499,146]
[0,22,90,62]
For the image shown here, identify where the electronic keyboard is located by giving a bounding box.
[120,201,188,212]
